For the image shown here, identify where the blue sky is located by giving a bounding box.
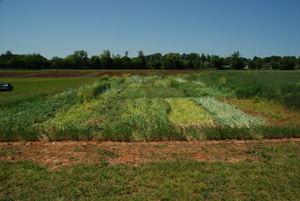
[0,0,299,59]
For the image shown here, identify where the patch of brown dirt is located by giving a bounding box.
[27,72,94,77]
[0,72,39,77]
[1,138,299,170]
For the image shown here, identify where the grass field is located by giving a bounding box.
[1,70,300,200]
[0,70,300,141]
[1,139,300,200]
[0,77,99,105]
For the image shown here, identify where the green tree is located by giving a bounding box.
[223,57,231,67]
[211,55,224,69]
[296,56,300,70]
[271,56,281,62]
[163,53,183,70]
[270,56,281,70]
[253,56,263,70]
[150,60,162,69]
[180,53,187,60]
[279,56,296,70]
[51,57,64,69]
[2,51,13,60]
[113,54,123,69]
[271,60,279,70]
[6,54,25,69]
[187,59,194,69]
[206,54,211,62]
[0,51,13,68]
[146,53,162,69]
[200,53,207,62]
[247,59,255,69]
[130,58,140,69]
[138,50,146,69]
[230,51,244,70]
[121,51,131,69]
[24,53,50,69]
[65,50,89,69]
[232,51,240,59]
[100,50,114,69]
[90,55,102,69]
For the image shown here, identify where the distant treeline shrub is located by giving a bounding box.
[1,50,299,70]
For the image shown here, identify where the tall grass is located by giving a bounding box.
[189,71,300,108]
[191,97,266,127]
[44,125,95,141]
[0,125,41,141]
[39,100,105,130]
[171,79,236,98]
[103,98,173,141]
[0,77,119,140]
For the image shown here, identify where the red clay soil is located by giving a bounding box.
[0,72,37,77]
[27,72,94,77]
[0,72,95,77]
[0,70,200,78]
[1,138,299,170]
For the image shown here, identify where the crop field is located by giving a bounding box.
[1,70,300,200]
[0,71,300,141]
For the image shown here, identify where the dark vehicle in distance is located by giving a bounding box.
[0,83,14,91]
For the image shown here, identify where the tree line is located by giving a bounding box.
[0,50,299,70]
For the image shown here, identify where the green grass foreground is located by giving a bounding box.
[1,146,300,200]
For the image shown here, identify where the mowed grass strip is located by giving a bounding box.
[1,142,300,200]
[0,77,99,105]
[166,98,213,126]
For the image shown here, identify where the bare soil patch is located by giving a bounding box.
[27,72,94,77]
[1,138,299,170]
[0,72,38,77]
